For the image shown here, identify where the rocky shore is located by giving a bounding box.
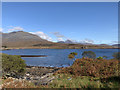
[24,66,61,85]
[1,66,62,88]
[22,66,61,85]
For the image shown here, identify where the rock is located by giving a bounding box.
[8,77,13,79]
[26,74,30,76]
[26,77,31,80]
[32,67,36,69]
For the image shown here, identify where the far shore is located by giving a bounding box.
[1,46,119,51]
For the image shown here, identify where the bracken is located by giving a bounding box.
[56,58,120,78]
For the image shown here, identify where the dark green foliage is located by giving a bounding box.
[82,51,96,59]
[2,53,26,78]
[97,56,103,60]
[103,56,108,59]
[68,54,75,59]
[68,52,77,59]
[112,52,120,60]
[2,46,7,48]
[70,52,78,56]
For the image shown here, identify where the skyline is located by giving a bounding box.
[1,2,118,44]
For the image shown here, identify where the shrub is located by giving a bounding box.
[103,56,108,59]
[68,52,77,59]
[68,54,75,59]
[82,51,96,59]
[2,46,7,48]
[2,53,26,78]
[56,58,120,78]
[112,52,120,60]
[70,52,78,56]
[97,56,103,60]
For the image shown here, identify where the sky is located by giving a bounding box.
[1,2,118,44]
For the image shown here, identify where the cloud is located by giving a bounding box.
[111,41,118,44]
[52,32,65,38]
[8,26,24,32]
[57,38,64,41]
[51,32,66,41]
[80,39,94,44]
[109,41,118,44]
[0,28,3,32]
[30,31,52,41]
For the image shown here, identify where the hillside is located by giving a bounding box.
[112,44,120,47]
[1,31,116,49]
[2,31,53,47]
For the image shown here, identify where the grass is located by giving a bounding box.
[49,74,102,88]
[49,74,120,88]
[2,74,120,88]
[50,58,120,88]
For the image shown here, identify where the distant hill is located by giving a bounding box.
[58,40,73,44]
[58,39,93,45]
[98,44,111,46]
[112,44,120,47]
[57,41,65,43]
[2,31,53,47]
[1,31,116,49]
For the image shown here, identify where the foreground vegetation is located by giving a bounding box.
[1,51,120,88]
[49,74,120,88]
[51,51,120,88]
[56,58,119,78]
[2,53,26,78]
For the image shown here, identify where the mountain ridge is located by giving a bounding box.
[2,31,53,47]
[1,31,117,49]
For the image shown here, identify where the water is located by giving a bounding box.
[1,49,119,67]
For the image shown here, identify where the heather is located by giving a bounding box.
[51,58,120,88]
[56,58,120,78]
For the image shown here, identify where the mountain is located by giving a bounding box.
[58,39,93,45]
[57,40,76,44]
[98,44,110,46]
[65,40,75,44]
[1,31,116,49]
[2,31,53,47]
[112,44,120,47]
[57,41,65,43]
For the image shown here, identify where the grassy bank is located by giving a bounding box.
[49,74,120,88]
[49,58,120,88]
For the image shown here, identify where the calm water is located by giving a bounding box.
[2,49,119,67]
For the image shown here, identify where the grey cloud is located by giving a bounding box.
[52,32,65,38]
[51,32,66,41]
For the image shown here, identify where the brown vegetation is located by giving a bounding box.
[56,58,120,78]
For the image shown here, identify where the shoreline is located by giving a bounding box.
[24,65,62,85]
[1,47,119,51]
[26,65,63,69]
